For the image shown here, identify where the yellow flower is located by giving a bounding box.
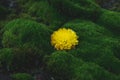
[51,28,79,50]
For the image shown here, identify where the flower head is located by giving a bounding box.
[51,28,79,50]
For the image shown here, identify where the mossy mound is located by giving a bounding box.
[0,47,45,72]
[17,0,67,27]
[63,20,112,43]
[2,19,53,52]
[46,51,118,80]
[97,10,120,35]
[63,20,120,74]
[69,42,120,74]
[49,0,101,20]
[28,1,66,26]
[0,48,13,71]
[45,51,82,80]
[74,63,117,80]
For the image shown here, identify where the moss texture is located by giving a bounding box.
[0,0,120,79]
[97,10,120,35]
[49,0,101,20]
[2,19,53,52]
[46,51,118,80]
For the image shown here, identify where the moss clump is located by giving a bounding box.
[63,20,111,43]
[74,62,117,80]
[2,19,53,52]
[96,49,120,74]
[28,1,66,26]
[63,20,120,74]
[97,10,120,35]
[46,51,118,80]
[11,73,34,80]
[46,51,83,80]
[0,47,45,72]
[17,0,67,27]
[69,42,120,74]
[49,0,101,20]
[0,48,13,71]
[11,47,45,72]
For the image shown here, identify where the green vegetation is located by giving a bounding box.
[97,10,120,35]
[46,51,118,80]
[11,73,34,80]
[63,20,120,74]
[0,48,13,71]
[0,0,119,80]
[2,19,52,52]
[0,47,45,72]
[49,0,101,20]
[45,51,83,80]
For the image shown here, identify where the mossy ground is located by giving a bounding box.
[0,0,120,80]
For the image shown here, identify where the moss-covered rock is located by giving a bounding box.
[0,47,45,72]
[0,48,13,71]
[17,0,67,27]
[2,19,53,52]
[46,51,83,80]
[12,47,45,72]
[46,51,118,80]
[96,49,120,74]
[74,62,117,80]
[69,43,120,74]
[97,10,120,35]
[1,19,55,72]
[63,20,120,74]
[0,0,119,79]
[63,20,111,43]
[49,0,101,20]
[28,1,66,26]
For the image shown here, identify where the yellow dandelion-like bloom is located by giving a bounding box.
[51,28,79,50]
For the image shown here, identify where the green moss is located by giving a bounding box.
[0,47,45,72]
[1,19,54,71]
[46,51,117,80]
[49,0,101,20]
[113,39,120,59]
[18,0,67,27]
[63,20,120,74]
[63,20,111,43]
[70,43,120,74]
[78,38,120,74]
[74,63,117,80]
[0,48,13,71]
[29,1,66,26]
[46,51,83,80]
[0,0,119,79]
[96,50,120,74]
[11,47,45,72]
[2,19,53,52]
[11,73,34,80]
[97,10,120,35]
